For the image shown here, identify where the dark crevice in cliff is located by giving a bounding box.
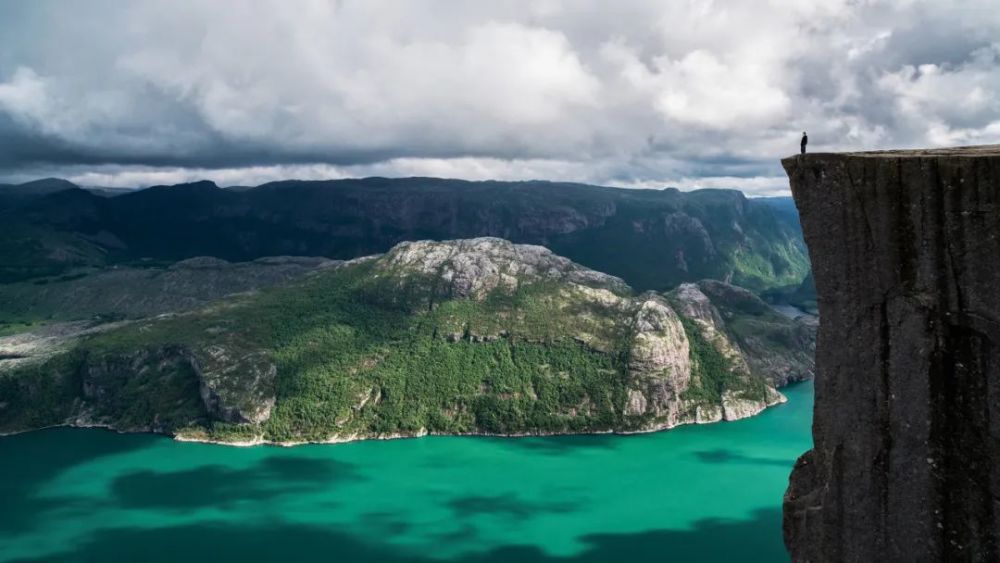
[877,299,892,557]
[947,243,966,314]
[830,443,846,562]
[843,161,876,254]
[896,157,917,293]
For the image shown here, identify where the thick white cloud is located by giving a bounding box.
[0,68,49,127]
[2,0,1000,195]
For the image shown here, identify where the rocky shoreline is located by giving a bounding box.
[1,388,789,447]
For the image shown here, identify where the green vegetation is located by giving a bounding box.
[1,258,636,441]
[678,317,767,405]
[0,346,207,434]
[678,317,738,405]
[0,220,106,283]
[0,319,49,337]
[241,266,629,441]
[0,240,808,442]
[0,351,82,431]
[727,237,810,292]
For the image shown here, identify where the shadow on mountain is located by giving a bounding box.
[8,508,787,563]
[693,448,792,468]
[0,428,154,533]
[109,455,364,510]
[446,493,580,521]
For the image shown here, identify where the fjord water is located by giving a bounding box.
[0,383,812,562]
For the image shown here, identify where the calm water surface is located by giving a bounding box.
[0,383,812,562]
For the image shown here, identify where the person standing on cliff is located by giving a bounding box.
[801,131,808,154]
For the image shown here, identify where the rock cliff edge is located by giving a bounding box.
[783,145,1000,561]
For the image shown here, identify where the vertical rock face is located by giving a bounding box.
[194,345,277,424]
[782,146,1000,562]
[672,283,751,372]
[626,294,692,422]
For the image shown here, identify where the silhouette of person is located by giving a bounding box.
[801,132,808,154]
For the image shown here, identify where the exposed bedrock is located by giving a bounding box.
[782,146,1000,562]
[79,344,277,428]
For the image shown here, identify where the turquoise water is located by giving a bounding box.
[0,383,812,562]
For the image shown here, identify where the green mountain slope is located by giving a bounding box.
[0,220,109,284]
[0,238,813,444]
[0,178,809,292]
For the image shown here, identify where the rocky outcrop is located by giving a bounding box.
[623,280,808,428]
[0,321,125,372]
[381,237,630,299]
[782,146,1000,562]
[78,344,278,427]
[721,388,786,420]
[379,239,795,430]
[194,345,277,424]
[672,282,752,373]
[626,294,692,423]
[78,346,206,431]
[695,279,815,387]
[1,330,277,431]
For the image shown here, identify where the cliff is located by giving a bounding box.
[782,146,1000,561]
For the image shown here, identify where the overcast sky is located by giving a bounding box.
[1,0,999,195]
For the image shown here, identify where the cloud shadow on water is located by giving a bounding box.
[109,456,364,510]
[489,434,620,456]
[446,494,580,521]
[693,448,792,468]
[0,429,155,533]
[7,508,788,563]
[358,511,413,538]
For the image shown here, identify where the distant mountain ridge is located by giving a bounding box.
[0,177,808,292]
[0,178,82,208]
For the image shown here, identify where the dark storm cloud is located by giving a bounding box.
[1,1,999,194]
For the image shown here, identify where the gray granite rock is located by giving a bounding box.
[782,145,1000,562]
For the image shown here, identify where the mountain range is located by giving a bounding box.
[0,177,815,444]
[0,177,808,292]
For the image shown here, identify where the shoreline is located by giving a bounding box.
[1,388,791,447]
